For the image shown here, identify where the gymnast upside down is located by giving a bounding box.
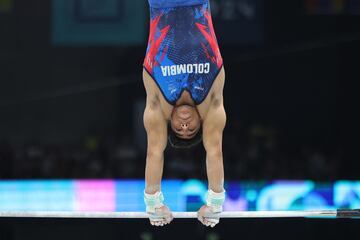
[143,0,226,227]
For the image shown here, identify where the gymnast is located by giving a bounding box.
[143,0,226,227]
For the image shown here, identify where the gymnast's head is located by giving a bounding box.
[168,105,202,148]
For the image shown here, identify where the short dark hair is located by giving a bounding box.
[168,124,202,149]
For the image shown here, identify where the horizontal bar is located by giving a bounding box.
[0,210,344,219]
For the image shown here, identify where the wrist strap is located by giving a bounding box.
[144,191,165,213]
[206,189,226,213]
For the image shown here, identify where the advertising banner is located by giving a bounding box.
[52,0,146,46]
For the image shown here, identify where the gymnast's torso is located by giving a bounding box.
[143,0,223,107]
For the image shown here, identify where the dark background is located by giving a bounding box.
[0,0,359,180]
[0,218,358,240]
[0,0,360,180]
[0,0,359,239]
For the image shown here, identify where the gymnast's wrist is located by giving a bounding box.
[206,189,226,213]
[144,190,165,213]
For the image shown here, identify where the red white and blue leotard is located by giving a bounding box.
[144,0,223,105]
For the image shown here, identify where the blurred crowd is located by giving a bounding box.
[0,118,341,181]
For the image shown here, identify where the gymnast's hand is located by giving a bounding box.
[197,204,221,228]
[197,189,225,228]
[148,205,173,226]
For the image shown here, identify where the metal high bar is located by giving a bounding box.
[0,209,359,219]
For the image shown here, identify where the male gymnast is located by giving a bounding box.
[143,0,226,228]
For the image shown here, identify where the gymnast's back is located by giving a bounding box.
[143,0,223,105]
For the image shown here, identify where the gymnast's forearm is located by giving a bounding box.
[203,106,226,194]
[206,150,225,193]
[145,151,164,194]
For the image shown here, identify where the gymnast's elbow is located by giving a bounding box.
[206,148,223,161]
[146,148,163,161]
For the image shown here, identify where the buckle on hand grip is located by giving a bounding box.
[206,189,226,213]
[144,191,165,213]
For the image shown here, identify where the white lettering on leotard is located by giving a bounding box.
[177,64,187,74]
[160,63,210,77]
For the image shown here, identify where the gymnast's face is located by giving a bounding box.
[170,105,201,139]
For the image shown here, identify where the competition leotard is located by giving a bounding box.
[144,0,223,105]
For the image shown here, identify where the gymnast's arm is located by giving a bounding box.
[202,94,226,193]
[143,93,168,195]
